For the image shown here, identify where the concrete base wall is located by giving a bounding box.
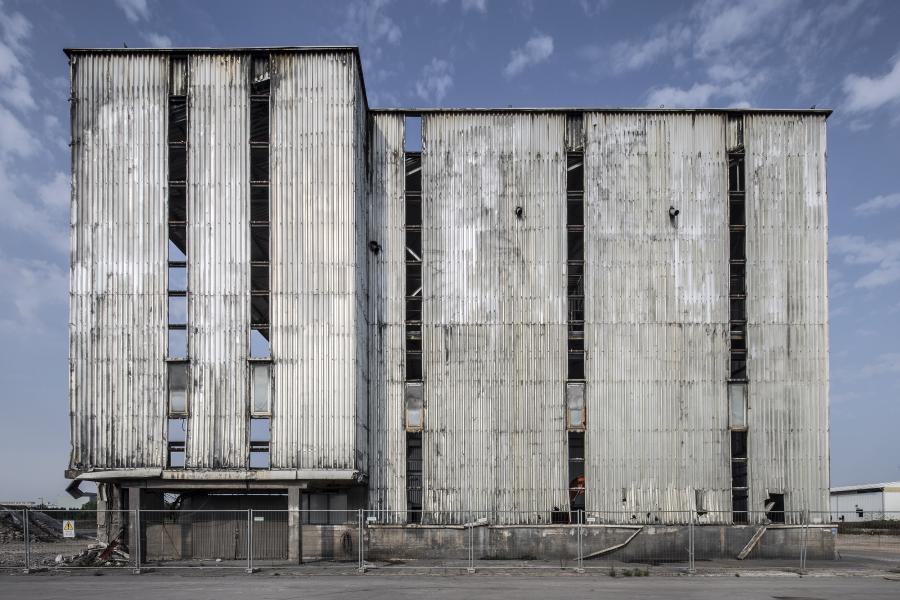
[364,524,835,562]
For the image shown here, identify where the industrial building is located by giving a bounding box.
[64,47,830,559]
[831,482,900,522]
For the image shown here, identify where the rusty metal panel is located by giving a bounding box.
[69,53,169,469]
[268,51,367,471]
[367,114,407,517]
[184,54,251,469]
[583,113,731,522]
[744,114,829,516]
[420,113,569,523]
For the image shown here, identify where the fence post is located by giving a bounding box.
[132,508,141,574]
[576,511,585,573]
[467,511,476,574]
[688,515,695,574]
[356,509,365,573]
[22,508,30,573]
[799,510,808,574]
[246,509,253,574]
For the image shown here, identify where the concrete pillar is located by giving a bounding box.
[127,487,151,565]
[288,486,302,564]
[96,483,125,545]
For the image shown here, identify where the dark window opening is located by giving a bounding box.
[249,417,271,469]
[405,196,422,227]
[406,264,423,296]
[169,145,186,183]
[167,361,188,416]
[405,328,422,352]
[405,153,422,192]
[567,230,584,262]
[730,261,746,294]
[765,493,785,523]
[730,297,747,322]
[168,96,187,143]
[251,78,270,96]
[729,197,745,226]
[732,489,749,524]
[730,355,748,380]
[251,293,270,326]
[568,432,585,516]
[406,352,423,381]
[568,337,585,353]
[251,225,269,262]
[250,185,269,223]
[251,264,270,292]
[406,432,423,522]
[567,353,586,380]
[168,185,186,223]
[249,98,269,143]
[168,224,187,261]
[566,153,585,192]
[406,297,423,323]
[250,146,269,183]
[728,157,745,193]
[406,229,423,261]
[567,295,585,323]
[567,197,584,227]
[730,229,746,260]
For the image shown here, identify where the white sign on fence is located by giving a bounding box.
[63,520,75,538]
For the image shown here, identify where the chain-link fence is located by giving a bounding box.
[3,507,900,574]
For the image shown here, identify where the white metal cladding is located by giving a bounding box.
[185,54,250,469]
[366,114,407,517]
[69,53,168,469]
[744,114,829,517]
[268,51,368,471]
[421,114,569,524]
[583,113,731,523]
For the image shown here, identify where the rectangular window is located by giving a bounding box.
[168,361,188,415]
[728,382,747,429]
[406,432,423,523]
[250,363,272,416]
[568,431,585,515]
[566,382,585,430]
[249,417,271,469]
[405,382,424,431]
[167,418,186,468]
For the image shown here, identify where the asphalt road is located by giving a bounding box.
[1,574,899,600]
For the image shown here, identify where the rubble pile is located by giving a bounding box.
[46,540,131,568]
[0,507,63,543]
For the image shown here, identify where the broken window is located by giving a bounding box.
[249,417,271,469]
[405,382,424,431]
[568,431,585,516]
[566,382,585,430]
[168,62,190,366]
[249,54,272,367]
[406,432,423,523]
[566,149,586,391]
[727,131,749,522]
[731,430,749,524]
[167,418,186,468]
[765,493,785,523]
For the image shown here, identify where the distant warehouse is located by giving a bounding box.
[831,482,900,521]
[64,47,830,533]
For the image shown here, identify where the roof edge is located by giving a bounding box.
[371,107,832,117]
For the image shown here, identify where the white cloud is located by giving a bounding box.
[832,234,900,289]
[0,253,67,335]
[691,0,785,59]
[504,34,553,78]
[0,3,31,53]
[607,24,691,74]
[843,54,900,113]
[114,0,149,23]
[37,171,69,212]
[579,0,613,16]
[143,32,172,48]
[341,0,401,46]
[415,58,453,105]
[462,0,487,13]
[646,83,717,108]
[854,192,900,216]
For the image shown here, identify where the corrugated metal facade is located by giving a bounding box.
[582,113,731,521]
[68,48,828,522]
[744,114,829,515]
[419,114,569,523]
[366,114,407,514]
[269,51,368,471]
[70,53,169,469]
[186,54,250,469]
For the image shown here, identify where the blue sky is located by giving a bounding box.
[0,0,899,502]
